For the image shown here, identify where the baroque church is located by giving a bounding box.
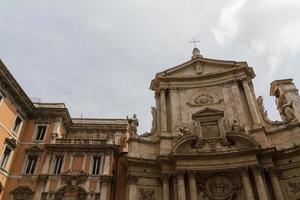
[0,48,300,200]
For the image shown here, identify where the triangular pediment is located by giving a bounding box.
[192,107,224,119]
[25,146,43,153]
[155,57,248,78]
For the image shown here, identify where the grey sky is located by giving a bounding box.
[1,0,300,133]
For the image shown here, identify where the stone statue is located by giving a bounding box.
[179,125,191,137]
[283,103,296,122]
[127,114,139,136]
[231,120,246,133]
[150,107,157,133]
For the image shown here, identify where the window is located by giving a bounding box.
[201,121,220,138]
[92,156,101,175]
[34,125,47,141]
[53,156,63,174]
[24,155,38,174]
[12,115,23,134]
[0,147,11,169]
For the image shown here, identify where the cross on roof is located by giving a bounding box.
[189,38,200,48]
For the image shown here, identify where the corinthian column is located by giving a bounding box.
[127,176,138,200]
[268,169,285,200]
[240,168,255,200]
[163,175,170,200]
[252,167,269,200]
[231,82,247,125]
[242,80,260,124]
[160,89,167,132]
[177,173,186,200]
[188,173,197,200]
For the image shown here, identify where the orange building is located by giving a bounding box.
[0,60,128,200]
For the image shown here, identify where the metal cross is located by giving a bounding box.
[189,38,200,48]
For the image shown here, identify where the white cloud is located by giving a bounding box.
[213,0,300,77]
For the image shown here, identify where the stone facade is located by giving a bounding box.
[1,48,300,200]
[0,59,128,200]
[125,49,300,200]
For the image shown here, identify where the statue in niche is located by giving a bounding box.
[282,103,296,122]
[150,107,157,133]
[127,114,139,136]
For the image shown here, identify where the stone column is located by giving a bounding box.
[252,167,269,200]
[34,176,48,200]
[231,82,247,125]
[173,175,178,200]
[240,168,255,200]
[268,169,285,200]
[170,88,180,132]
[160,89,167,132]
[127,176,138,200]
[188,173,197,200]
[177,173,186,200]
[163,175,170,200]
[242,80,261,124]
[100,176,112,200]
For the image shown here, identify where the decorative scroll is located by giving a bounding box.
[257,96,284,125]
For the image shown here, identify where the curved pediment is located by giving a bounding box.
[172,133,261,155]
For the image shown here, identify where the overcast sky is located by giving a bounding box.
[1,0,300,133]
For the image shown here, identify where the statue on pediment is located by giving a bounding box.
[282,103,296,122]
[127,114,139,136]
[150,107,157,133]
[231,120,246,133]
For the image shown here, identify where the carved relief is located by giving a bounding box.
[230,120,249,134]
[138,188,156,200]
[194,94,215,105]
[188,89,222,107]
[10,186,34,200]
[201,176,236,200]
[54,170,89,200]
[288,181,300,194]
[194,61,204,74]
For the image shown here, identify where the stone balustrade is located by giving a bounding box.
[55,138,107,145]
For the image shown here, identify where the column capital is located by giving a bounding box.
[239,168,250,177]
[177,173,185,179]
[251,166,262,175]
[187,171,196,179]
[266,168,282,178]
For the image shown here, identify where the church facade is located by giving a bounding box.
[0,48,300,200]
[124,49,300,200]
